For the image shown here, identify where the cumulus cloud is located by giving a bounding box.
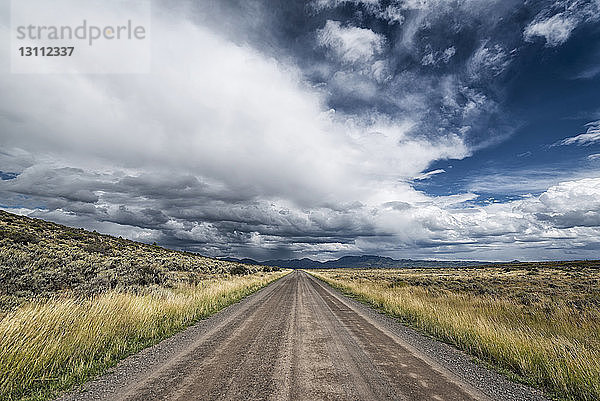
[522,178,600,228]
[3,14,380,207]
[0,1,473,259]
[366,177,600,259]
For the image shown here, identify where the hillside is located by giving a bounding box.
[0,210,276,311]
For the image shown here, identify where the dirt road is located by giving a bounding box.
[61,270,546,401]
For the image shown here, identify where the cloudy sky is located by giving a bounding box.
[1,0,600,261]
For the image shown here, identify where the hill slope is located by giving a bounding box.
[0,210,276,310]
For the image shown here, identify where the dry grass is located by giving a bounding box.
[0,271,289,401]
[310,267,600,401]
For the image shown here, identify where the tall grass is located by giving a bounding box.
[310,271,600,401]
[0,271,288,401]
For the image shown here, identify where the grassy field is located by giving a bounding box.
[0,210,288,401]
[310,264,600,401]
[0,272,288,401]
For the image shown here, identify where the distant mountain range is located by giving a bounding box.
[221,255,492,269]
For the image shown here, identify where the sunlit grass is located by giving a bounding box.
[0,271,289,401]
[310,268,600,401]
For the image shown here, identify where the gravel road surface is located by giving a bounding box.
[59,270,547,401]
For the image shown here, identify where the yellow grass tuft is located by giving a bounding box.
[0,271,289,401]
[310,269,600,401]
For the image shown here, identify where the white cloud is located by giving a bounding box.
[466,166,600,196]
[383,177,600,259]
[317,20,386,64]
[537,178,600,213]
[520,178,600,229]
[311,0,405,24]
[311,0,379,10]
[558,120,600,146]
[378,5,405,24]
[524,0,600,47]
[467,42,510,81]
[524,13,576,46]
[5,158,600,260]
[421,52,435,66]
[441,47,456,63]
[0,1,474,259]
[575,64,600,80]
[421,46,456,66]
[3,10,454,210]
[414,169,445,180]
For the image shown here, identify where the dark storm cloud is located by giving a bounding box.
[0,161,381,257]
[109,206,170,229]
[535,211,600,229]
[0,166,100,204]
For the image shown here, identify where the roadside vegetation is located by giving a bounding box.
[0,210,279,312]
[0,210,288,401]
[310,264,600,401]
